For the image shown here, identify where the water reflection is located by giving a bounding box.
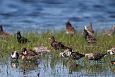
[64,59,83,74]
[84,63,108,74]
[19,59,39,70]
[10,60,19,69]
[0,53,114,77]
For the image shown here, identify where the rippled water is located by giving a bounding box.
[0,0,115,32]
[0,53,115,77]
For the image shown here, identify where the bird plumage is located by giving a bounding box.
[0,25,10,36]
[83,23,96,43]
[60,49,85,60]
[49,36,72,50]
[16,31,29,43]
[107,47,115,55]
[85,52,107,60]
[66,21,75,35]
[21,48,38,60]
[11,51,19,60]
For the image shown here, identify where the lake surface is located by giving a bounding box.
[0,0,115,32]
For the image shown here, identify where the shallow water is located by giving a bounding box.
[0,53,115,77]
[0,0,115,32]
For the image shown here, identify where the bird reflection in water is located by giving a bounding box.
[10,61,19,69]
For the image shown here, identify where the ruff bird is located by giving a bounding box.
[83,22,96,43]
[16,31,30,43]
[21,48,38,60]
[107,47,115,55]
[60,49,85,60]
[66,21,75,36]
[49,36,72,50]
[85,52,107,61]
[11,51,19,60]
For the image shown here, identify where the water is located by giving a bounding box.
[0,0,115,32]
[0,53,115,77]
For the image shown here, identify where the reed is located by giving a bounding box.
[0,31,114,56]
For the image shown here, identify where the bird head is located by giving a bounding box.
[49,36,55,42]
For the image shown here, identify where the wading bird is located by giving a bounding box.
[83,22,96,43]
[16,31,30,43]
[66,21,75,36]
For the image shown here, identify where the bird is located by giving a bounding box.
[66,21,75,36]
[60,48,72,57]
[104,25,115,36]
[83,22,96,43]
[33,44,50,54]
[16,31,30,44]
[21,48,38,60]
[85,51,107,61]
[49,36,72,51]
[0,25,10,36]
[11,51,19,60]
[60,49,85,60]
[70,51,85,60]
[107,47,115,55]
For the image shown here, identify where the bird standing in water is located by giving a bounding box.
[16,31,30,44]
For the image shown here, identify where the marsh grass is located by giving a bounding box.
[0,31,114,60]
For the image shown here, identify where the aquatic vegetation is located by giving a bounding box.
[0,30,114,77]
[0,31,114,56]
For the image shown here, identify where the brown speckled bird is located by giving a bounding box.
[21,48,38,60]
[83,22,96,43]
[49,36,72,51]
[85,51,107,61]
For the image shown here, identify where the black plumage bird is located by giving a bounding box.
[16,31,30,43]
[11,51,19,60]
[49,36,72,50]
[0,25,10,36]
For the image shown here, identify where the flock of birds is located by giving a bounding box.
[0,21,115,65]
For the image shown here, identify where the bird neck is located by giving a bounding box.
[17,33,22,39]
[51,39,56,43]
[0,26,3,32]
[11,52,16,58]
